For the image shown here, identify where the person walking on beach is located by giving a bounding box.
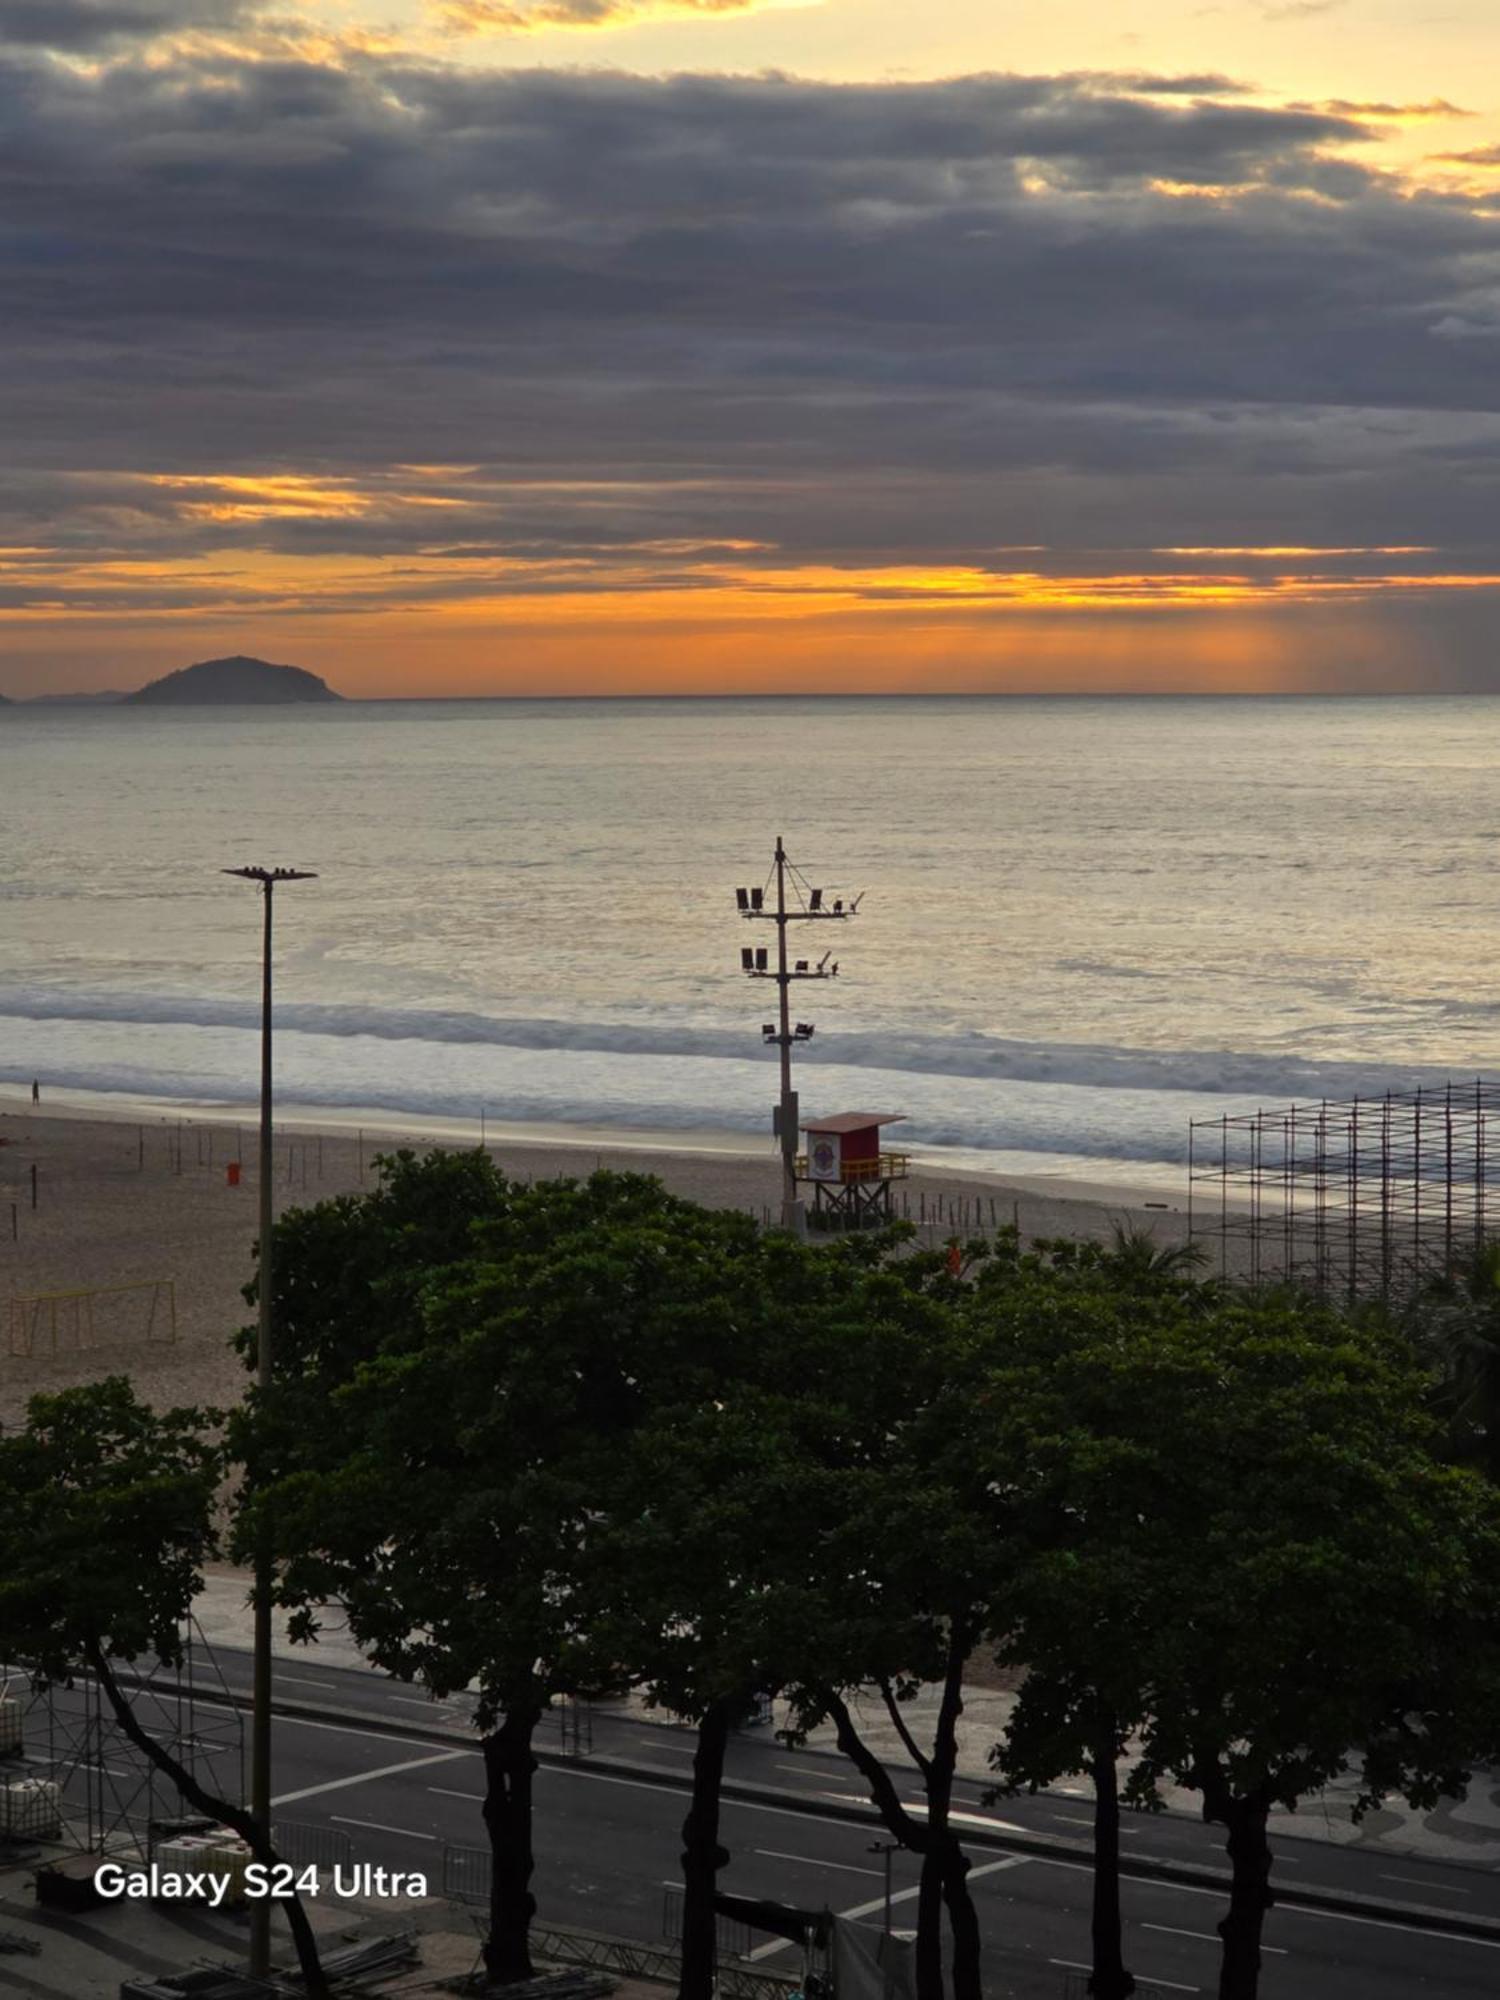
[31,1078,39,1104]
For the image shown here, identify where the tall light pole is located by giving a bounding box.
[223,864,316,1980]
[735,837,860,1231]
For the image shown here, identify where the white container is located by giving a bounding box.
[0,1778,61,1840]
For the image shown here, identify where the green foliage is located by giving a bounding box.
[1405,1237,1500,1480]
[221,1169,1500,2000]
[971,1243,1500,1997]
[978,1251,1500,1800]
[0,1377,222,1678]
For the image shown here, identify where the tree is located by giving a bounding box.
[778,1233,1011,2000]
[977,1264,1500,2000]
[0,1380,330,1998]
[1405,1237,1500,1478]
[589,1395,834,2000]
[980,1231,1220,2000]
[583,1217,947,2000]
[240,1157,789,1987]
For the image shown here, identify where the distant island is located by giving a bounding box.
[123,656,343,705]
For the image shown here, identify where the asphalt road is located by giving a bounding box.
[25,1648,1500,2000]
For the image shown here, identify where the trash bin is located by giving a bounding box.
[226,1162,241,1187]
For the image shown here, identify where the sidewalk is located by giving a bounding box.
[192,1567,1500,1871]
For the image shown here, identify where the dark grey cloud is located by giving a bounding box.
[0,0,259,48]
[2,53,1500,631]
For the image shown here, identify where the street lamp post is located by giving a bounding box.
[223,865,316,1980]
[868,1839,898,1935]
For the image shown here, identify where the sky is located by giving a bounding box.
[3,0,1500,696]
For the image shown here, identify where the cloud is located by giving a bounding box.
[1435,144,1500,167]
[440,0,773,29]
[3,54,1500,664]
[0,0,263,48]
[1294,98,1472,121]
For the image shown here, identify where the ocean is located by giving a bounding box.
[2,694,1496,1189]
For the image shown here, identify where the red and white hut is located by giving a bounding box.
[796,1112,908,1229]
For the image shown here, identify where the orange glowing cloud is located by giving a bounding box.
[438,0,799,34]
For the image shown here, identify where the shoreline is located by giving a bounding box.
[0,1100,1200,1421]
[0,1084,1188,1212]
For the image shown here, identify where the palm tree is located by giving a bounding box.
[1104,1220,1210,1287]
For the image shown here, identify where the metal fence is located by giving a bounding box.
[442,1842,490,1906]
[1188,1080,1500,1301]
[531,1923,798,2000]
[273,1820,353,1875]
[1059,1974,1169,1999]
[660,1881,758,1959]
[437,1850,798,2000]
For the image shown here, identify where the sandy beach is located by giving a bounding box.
[0,1092,1193,1423]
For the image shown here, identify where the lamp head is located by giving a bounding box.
[222,866,318,883]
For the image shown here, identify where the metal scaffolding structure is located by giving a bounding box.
[1,1619,244,1857]
[1188,1079,1500,1301]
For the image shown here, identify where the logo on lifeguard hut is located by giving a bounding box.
[810,1137,839,1180]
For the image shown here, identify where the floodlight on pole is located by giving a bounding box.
[733,836,859,1232]
[222,864,316,1981]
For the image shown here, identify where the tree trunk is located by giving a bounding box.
[1087,1712,1135,1998]
[678,1697,733,2000]
[939,1840,983,2000]
[480,1703,543,1985]
[912,1843,946,2000]
[927,1630,981,2000]
[824,1691,940,2000]
[85,1640,329,2000]
[1192,1753,1274,2000]
[1216,1793,1274,2000]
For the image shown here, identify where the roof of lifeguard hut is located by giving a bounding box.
[801,1112,906,1134]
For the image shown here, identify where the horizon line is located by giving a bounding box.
[7,688,1500,706]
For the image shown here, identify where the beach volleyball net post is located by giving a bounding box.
[1188,1079,1499,1302]
[5,1277,177,1359]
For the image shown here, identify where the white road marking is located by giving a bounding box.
[1380,1872,1471,1896]
[275,1712,478,1749]
[430,1787,483,1802]
[1052,1963,1199,1997]
[225,1712,1500,1959]
[331,1814,438,1842]
[633,1740,699,1754]
[276,1674,339,1690]
[387,1695,456,1710]
[747,1855,1032,1960]
[1142,1922,1286,1957]
[908,1804,1029,1835]
[1281,1903,1500,1948]
[754,1849,883,1877]
[272,1747,467,1807]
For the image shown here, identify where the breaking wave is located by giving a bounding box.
[0,986,1456,1106]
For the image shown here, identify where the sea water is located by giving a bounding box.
[1,694,1496,1187]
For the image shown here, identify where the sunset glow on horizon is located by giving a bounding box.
[5,2,1500,696]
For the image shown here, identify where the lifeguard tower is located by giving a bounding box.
[797,1112,909,1231]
